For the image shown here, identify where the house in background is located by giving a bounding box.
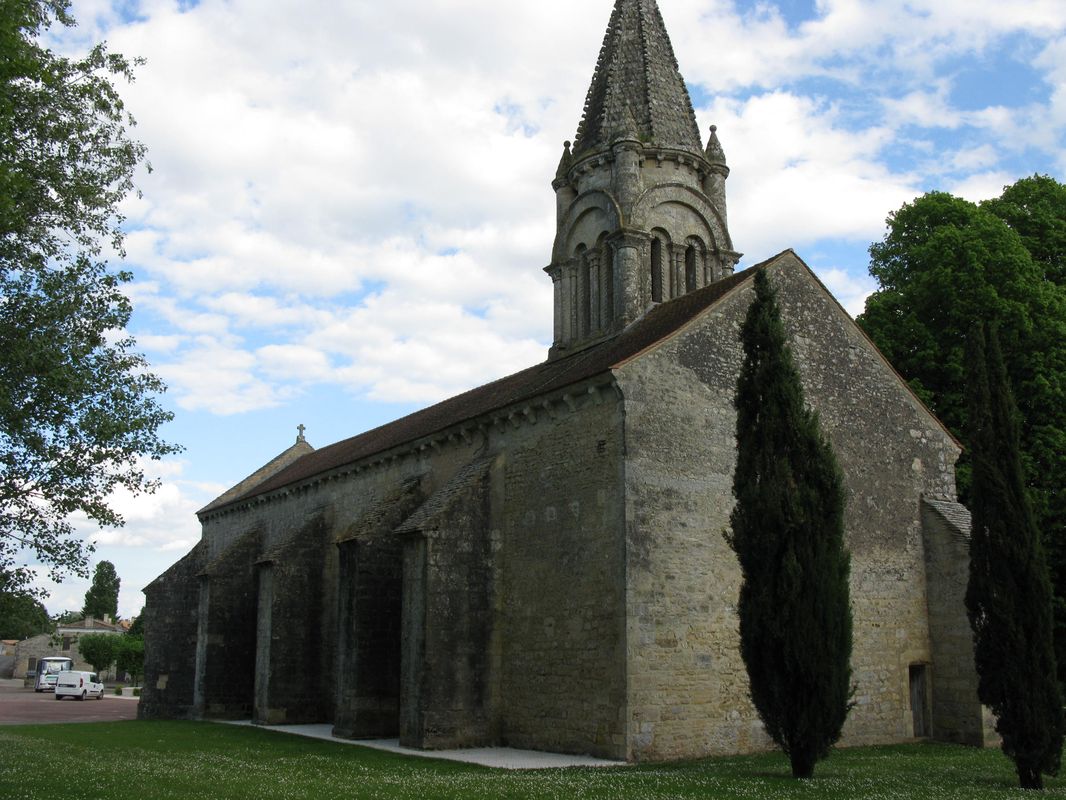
[13,616,125,680]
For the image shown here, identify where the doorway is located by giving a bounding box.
[909,664,931,738]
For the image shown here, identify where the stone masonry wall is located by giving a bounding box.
[176,377,625,757]
[400,462,494,749]
[195,528,261,719]
[494,389,627,759]
[253,515,329,725]
[139,543,204,719]
[617,253,963,761]
[921,500,992,746]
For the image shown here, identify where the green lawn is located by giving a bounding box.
[1,721,1063,799]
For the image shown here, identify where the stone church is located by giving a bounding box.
[141,0,992,762]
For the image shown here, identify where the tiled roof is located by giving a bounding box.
[206,260,771,515]
[573,0,703,158]
[923,497,973,539]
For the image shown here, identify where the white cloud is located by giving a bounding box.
[701,92,917,258]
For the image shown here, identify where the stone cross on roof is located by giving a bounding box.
[297,424,306,443]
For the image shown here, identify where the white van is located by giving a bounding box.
[54,671,104,701]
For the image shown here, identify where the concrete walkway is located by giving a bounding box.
[222,720,624,769]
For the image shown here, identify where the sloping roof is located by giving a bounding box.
[56,617,125,634]
[198,438,315,515]
[207,260,764,514]
[335,477,425,544]
[395,458,492,535]
[573,0,703,158]
[922,497,973,539]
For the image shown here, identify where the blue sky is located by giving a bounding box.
[33,0,1066,617]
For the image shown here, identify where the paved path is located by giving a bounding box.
[0,678,139,726]
[223,721,624,769]
[0,678,620,769]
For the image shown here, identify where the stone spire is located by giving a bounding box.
[545,0,741,360]
[573,0,703,158]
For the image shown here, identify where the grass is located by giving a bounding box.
[1,721,1064,799]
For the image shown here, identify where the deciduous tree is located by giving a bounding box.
[116,635,143,685]
[858,189,1066,682]
[728,269,853,779]
[965,322,1064,790]
[0,1,179,599]
[76,632,117,675]
[0,570,50,639]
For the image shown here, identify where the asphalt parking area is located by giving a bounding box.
[0,678,139,725]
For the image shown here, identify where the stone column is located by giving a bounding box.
[600,244,615,331]
[560,260,575,347]
[609,231,649,328]
[545,266,563,347]
[671,250,684,299]
[587,250,601,334]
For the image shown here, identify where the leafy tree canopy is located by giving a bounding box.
[76,631,117,674]
[858,183,1066,682]
[0,1,180,599]
[127,613,143,637]
[82,560,119,620]
[0,569,50,639]
[983,175,1066,286]
[116,634,143,684]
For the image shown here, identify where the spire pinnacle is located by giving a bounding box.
[705,124,727,166]
[555,140,573,183]
[573,0,702,158]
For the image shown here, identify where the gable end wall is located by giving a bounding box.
[617,253,962,761]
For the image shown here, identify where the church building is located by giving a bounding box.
[140,0,992,761]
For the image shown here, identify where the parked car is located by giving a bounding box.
[54,671,104,701]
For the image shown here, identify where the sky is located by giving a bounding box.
[30,0,1066,618]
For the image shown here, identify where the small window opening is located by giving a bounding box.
[651,238,663,303]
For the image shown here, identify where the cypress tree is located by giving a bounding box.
[82,560,120,621]
[965,322,1064,790]
[728,269,853,779]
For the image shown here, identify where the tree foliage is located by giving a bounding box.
[728,269,853,780]
[0,570,50,639]
[76,632,117,674]
[965,322,1064,790]
[857,185,1066,681]
[0,1,180,597]
[116,634,143,685]
[983,175,1066,287]
[82,560,119,620]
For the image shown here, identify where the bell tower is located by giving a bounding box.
[546,0,740,358]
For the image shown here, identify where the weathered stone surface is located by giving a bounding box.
[139,543,204,720]
[253,515,329,725]
[921,498,997,746]
[616,253,971,760]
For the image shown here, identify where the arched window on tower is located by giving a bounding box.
[651,237,664,304]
